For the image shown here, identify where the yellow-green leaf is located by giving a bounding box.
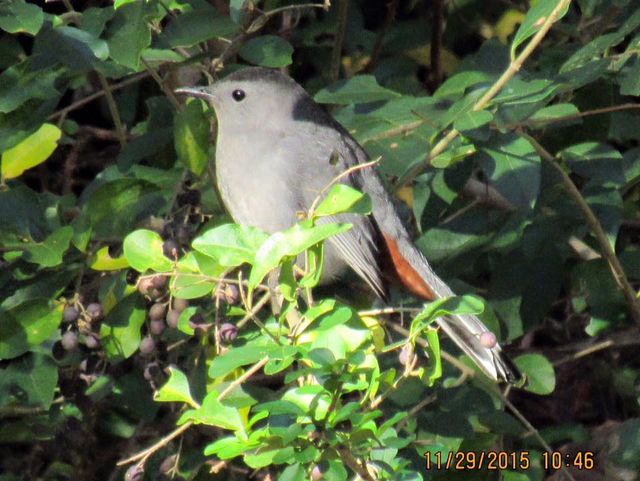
[1,123,61,179]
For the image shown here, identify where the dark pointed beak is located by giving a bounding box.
[174,86,213,100]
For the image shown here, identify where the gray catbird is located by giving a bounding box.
[177,67,522,384]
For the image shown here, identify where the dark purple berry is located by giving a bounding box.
[140,336,155,355]
[149,303,166,321]
[151,275,167,290]
[85,303,103,321]
[162,239,180,260]
[216,284,240,305]
[84,333,100,349]
[63,306,79,322]
[61,331,78,351]
[166,309,180,329]
[125,464,144,481]
[219,323,237,343]
[143,362,161,381]
[150,319,165,335]
[173,298,188,312]
[159,455,177,474]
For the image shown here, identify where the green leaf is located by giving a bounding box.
[123,229,173,272]
[453,110,493,132]
[22,226,73,267]
[528,102,580,123]
[209,344,278,378]
[192,224,269,267]
[1,123,61,179]
[106,2,151,70]
[229,0,248,24]
[35,25,109,71]
[314,184,372,217]
[0,300,62,360]
[0,63,59,114]
[278,463,305,481]
[174,99,209,175]
[99,295,146,362]
[510,0,570,59]
[412,296,485,335]
[179,391,245,432]
[423,327,442,386]
[160,7,239,47]
[238,35,293,68]
[154,367,197,408]
[249,222,352,289]
[80,178,163,238]
[514,353,555,395]
[0,0,43,35]
[314,76,401,105]
[477,133,541,210]
[620,60,640,96]
[0,352,57,409]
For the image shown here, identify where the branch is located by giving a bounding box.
[429,0,444,89]
[363,0,400,73]
[330,0,350,81]
[522,132,640,324]
[393,0,573,191]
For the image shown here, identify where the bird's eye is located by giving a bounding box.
[232,89,246,102]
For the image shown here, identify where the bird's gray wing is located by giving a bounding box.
[287,124,389,300]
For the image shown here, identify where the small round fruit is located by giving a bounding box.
[398,345,412,366]
[125,464,144,481]
[159,455,177,474]
[150,319,165,335]
[63,306,79,323]
[149,303,167,321]
[479,331,497,348]
[173,298,188,312]
[137,277,154,296]
[311,465,323,481]
[219,323,238,343]
[151,275,167,290]
[61,331,78,351]
[139,336,156,355]
[143,362,161,381]
[166,309,180,329]
[85,303,103,321]
[162,239,180,260]
[84,333,100,349]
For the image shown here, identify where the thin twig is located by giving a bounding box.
[142,58,181,110]
[502,102,640,130]
[522,132,640,324]
[502,396,578,481]
[117,422,193,466]
[393,0,572,191]
[217,357,269,400]
[330,0,350,82]
[96,73,127,147]
[430,0,444,89]
[49,72,150,122]
[363,0,400,73]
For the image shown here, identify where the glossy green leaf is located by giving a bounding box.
[154,367,197,407]
[179,391,245,432]
[99,295,146,362]
[239,35,293,68]
[0,300,62,360]
[35,25,109,71]
[160,8,238,47]
[511,0,569,59]
[514,353,555,395]
[0,0,43,35]
[0,352,57,409]
[249,222,351,289]
[174,99,210,176]
[123,229,173,272]
[314,76,401,105]
[106,2,151,70]
[192,224,268,267]
[1,123,61,179]
[22,225,73,267]
[314,184,372,217]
